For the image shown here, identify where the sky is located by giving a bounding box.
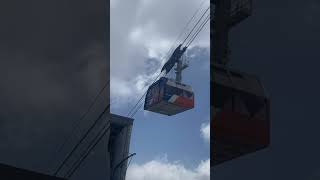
[110,0,210,179]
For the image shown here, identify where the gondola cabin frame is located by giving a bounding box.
[211,64,270,166]
[144,77,194,116]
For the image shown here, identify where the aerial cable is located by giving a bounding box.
[54,104,110,176]
[186,13,210,47]
[128,7,210,118]
[129,101,144,118]
[64,125,111,179]
[127,71,164,118]
[181,6,210,46]
[126,71,163,117]
[125,1,210,118]
[163,0,208,61]
[126,4,211,119]
[186,13,210,46]
[64,124,111,179]
[186,12,210,46]
[186,13,210,48]
[50,80,109,172]
[131,9,210,117]
[54,1,211,178]
[127,0,207,116]
[127,4,206,117]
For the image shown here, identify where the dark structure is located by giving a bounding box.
[211,0,270,166]
[49,114,134,180]
[211,64,270,165]
[108,113,134,180]
[0,163,66,180]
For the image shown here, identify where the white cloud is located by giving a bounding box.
[126,121,210,180]
[111,77,133,98]
[200,122,210,143]
[111,0,210,111]
[126,157,210,180]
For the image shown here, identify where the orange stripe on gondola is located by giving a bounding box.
[212,111,269,145]
[174,96,194,108]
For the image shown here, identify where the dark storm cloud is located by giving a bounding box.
[213,0,320,179]
[0,0,109,178]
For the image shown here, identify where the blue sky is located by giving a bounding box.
[110,0,210,179]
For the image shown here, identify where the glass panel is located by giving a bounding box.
[165,85,194,100]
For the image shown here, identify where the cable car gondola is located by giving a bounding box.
[144,77,194,116]
[144,44,195,116]
[211,64,270,165]
[210,0,270,166]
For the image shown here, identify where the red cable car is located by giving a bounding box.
[144,77,194,116]
[211,64,270,165]
[230,0,252,27]
[144,44,194,116]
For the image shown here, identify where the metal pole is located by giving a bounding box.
[111,153,136,180]
[175,59,182,83]
[175,55,188,83]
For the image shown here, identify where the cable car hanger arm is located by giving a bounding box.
[161,44,187,74]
